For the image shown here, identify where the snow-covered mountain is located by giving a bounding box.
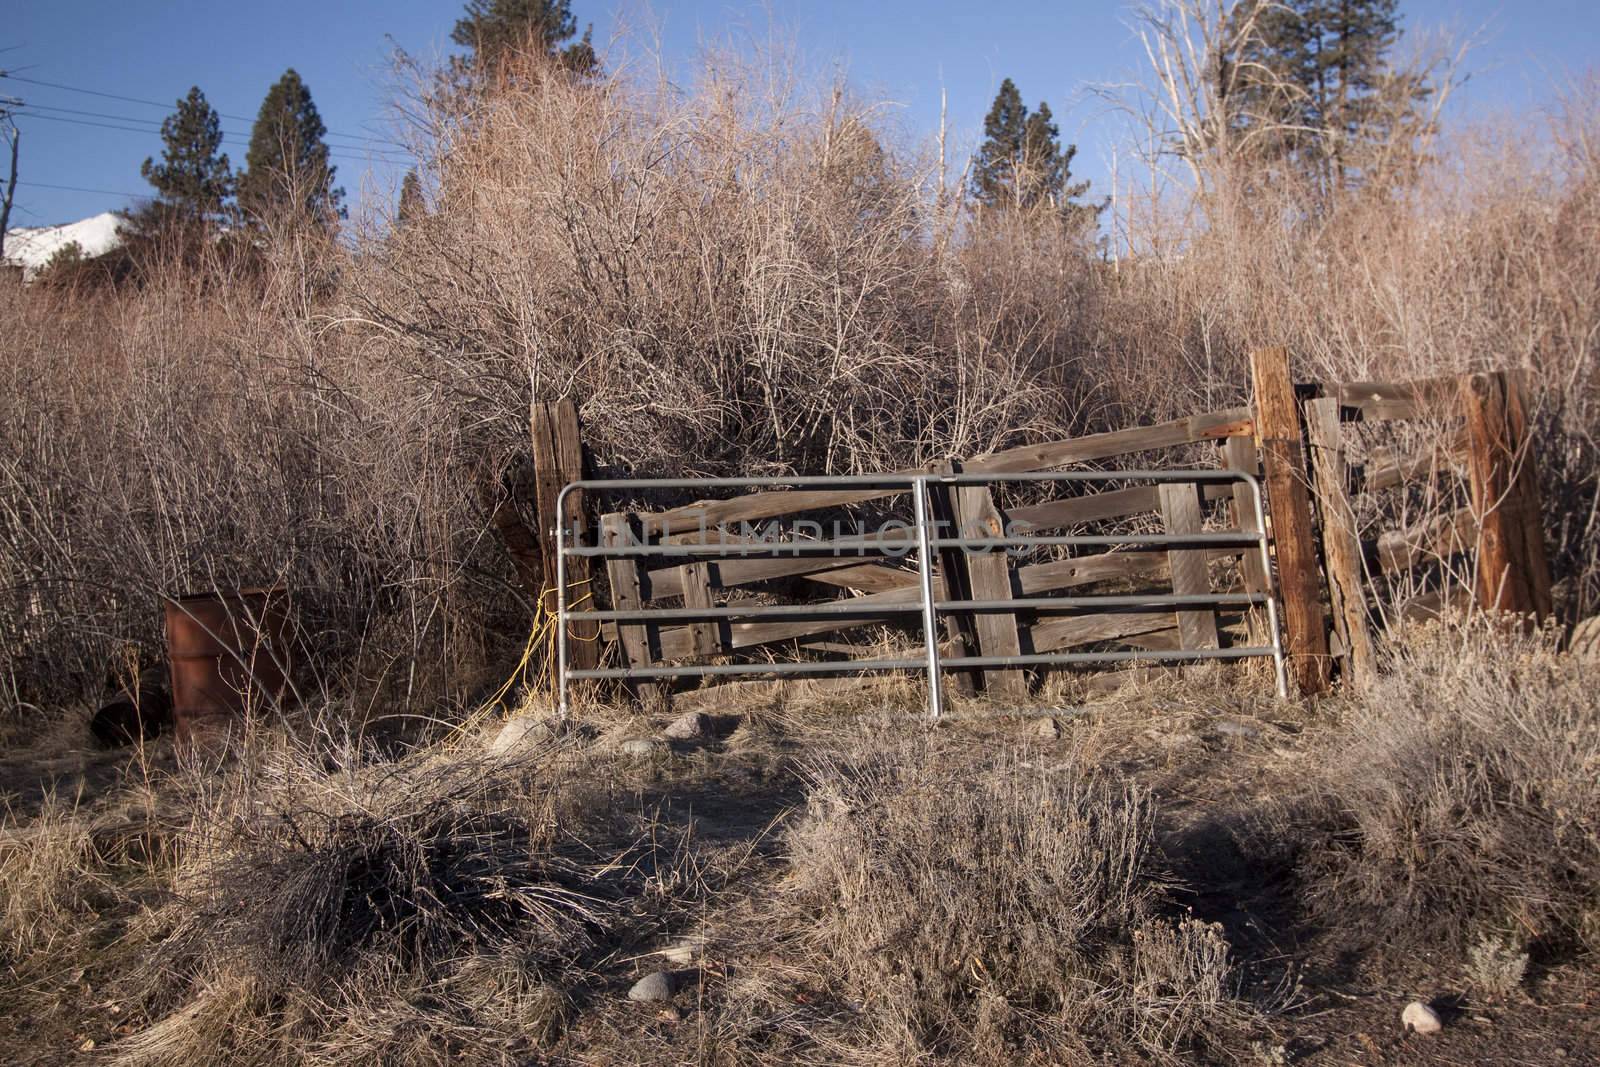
[3,211,128,280]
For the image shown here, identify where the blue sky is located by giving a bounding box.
[4,1,1595,227]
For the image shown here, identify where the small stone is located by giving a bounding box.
[489,714,552,757]
[619,738,664,759]
[663,711,710,740]
[628,970,676,1002]
[1033,717,1061,740]
[1211,718,1261,740]
[1402,1001,1442,1035]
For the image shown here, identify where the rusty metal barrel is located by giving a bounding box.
[163,587,291,743]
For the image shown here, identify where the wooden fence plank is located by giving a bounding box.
[956,484,1026,695]
[1006,482,1234,533]
[1376,506,1479,574]
[1459,371,1553,618]
[1305,398,1375,683]
[1357,431,1469,493]
[1030,611,1176,653]
[929,463,979,694]
[1250,346,1331,694]
[599,512,658,700]
[1158,482,1220,650]
[968,407,1253,474]
[678,561,722,657]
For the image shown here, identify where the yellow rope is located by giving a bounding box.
[447,577,596,741]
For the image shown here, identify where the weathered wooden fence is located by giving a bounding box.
[519,347,1553,703]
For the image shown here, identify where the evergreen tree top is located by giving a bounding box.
[238,68,344,225]
[970,78,1098,227]
[140,86,234,221]
[452,0,596,72]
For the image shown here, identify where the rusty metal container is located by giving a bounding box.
[163,587,291,743]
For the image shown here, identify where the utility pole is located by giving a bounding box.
[0,86,19,263]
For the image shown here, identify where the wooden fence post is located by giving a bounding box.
[1459,371,1553,619]
[955,484,1027,697]
[1159,481,1220,652]
[928,462,979,695]
[1249,346,1331,695]
[678,561,724,658]
[531,399,598,670]
[599,512,659,703]
[1304,397,1375,684]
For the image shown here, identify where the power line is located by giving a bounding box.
[15,178,144,197]
[0,71,408,149]
[11,109,413,165]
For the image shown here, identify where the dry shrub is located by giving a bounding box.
[114,741,651,1066]
[786,741,1244,1062]
[1283,621,1600,958]
[350,46,1101,480]
[0,793,104,968]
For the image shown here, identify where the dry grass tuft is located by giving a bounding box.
[784,737,1246,1062]
[107,739,669,1065]
[1277,621,1600,959]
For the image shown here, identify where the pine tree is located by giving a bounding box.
[451,0,597,73]
[970,79,1097,226]
[238,70,344,225]
[1218,0,1425,202]
[140,87,234,222]
[397,169,426,226]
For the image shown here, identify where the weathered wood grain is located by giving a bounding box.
[956,483,1026,695]
[1251,346,1331,694]
[1159,482,1220,650]
[1459,371,1553,618]
[1305,398,1374,683]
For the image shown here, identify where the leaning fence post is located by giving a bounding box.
[927,461,979,695]
[955,482,1027,697]
[1459,371,1553,620]
[1249,346,1331,695]
[1304,397,1375,684]
[532,399,597,670]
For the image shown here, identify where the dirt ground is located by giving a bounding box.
[1,669,1596,1066]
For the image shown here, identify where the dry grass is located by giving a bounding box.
[776,736,1246,1063]
[1269,620,1600,961]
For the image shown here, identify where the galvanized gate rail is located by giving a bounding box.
[555,470,1289,719]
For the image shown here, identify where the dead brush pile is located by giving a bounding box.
[112,741,666,1066]
[1276,622,1600,962]
[781,741,1246,1063]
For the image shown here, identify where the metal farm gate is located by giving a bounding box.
[554,470,1289,718]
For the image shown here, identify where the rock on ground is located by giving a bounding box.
[489,714,552,757]
[628,970,676,1002]
[664,711,711,740]
[1402,1001,1442,1035]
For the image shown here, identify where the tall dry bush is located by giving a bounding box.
[346,47,1104,478]
[786,743,1244,1062]
[1273,620,1600,958]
